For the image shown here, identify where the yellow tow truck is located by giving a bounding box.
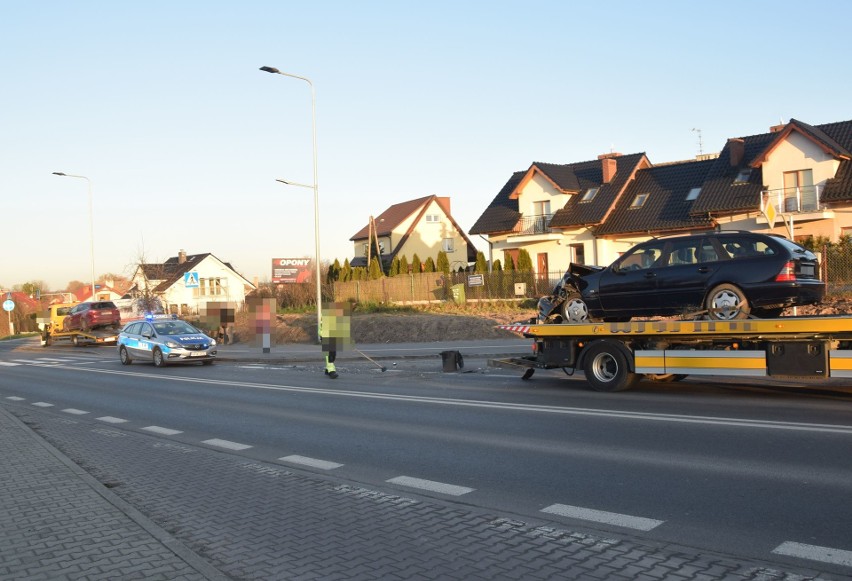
[493,316,852,391]
[37,302,120,347]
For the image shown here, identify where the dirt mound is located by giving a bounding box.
[234,310,536,345]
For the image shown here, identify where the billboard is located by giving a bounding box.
[272,258,313,284]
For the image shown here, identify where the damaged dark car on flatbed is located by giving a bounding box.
[538,231,825,323]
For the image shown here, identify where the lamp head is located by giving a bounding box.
[52,172,67,176]
[259,66,280,74]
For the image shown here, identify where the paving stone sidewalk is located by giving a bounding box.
[3,404,835,581]
[0,406,227,580]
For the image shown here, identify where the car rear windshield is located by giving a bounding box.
[92,301,117,309]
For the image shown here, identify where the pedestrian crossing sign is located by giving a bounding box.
[184,271,200,288]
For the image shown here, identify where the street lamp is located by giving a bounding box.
[53,172,96,302]
[261,66,322,339]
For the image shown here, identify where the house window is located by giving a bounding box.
[630,193,649,208]
[686,187,701,201]
[442,238,455,253]
[193,277,224,297]
[533,200,551,216]
[569,243,585,265]
[425,214,440,223]
[581,187,599,202]
[783,169,816,212]
[733,168,752,184]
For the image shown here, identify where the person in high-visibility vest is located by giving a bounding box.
[320,302,351,379]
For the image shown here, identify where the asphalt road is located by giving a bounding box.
[2,339,852,578]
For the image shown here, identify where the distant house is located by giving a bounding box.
[128,250,256,315]
[349,195,477,271]
[75,279,133,303]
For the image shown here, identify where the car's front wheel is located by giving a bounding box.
[705,284,750,320]
[119,346,132,365]
[152,347,166,367]
[561,292,592,323]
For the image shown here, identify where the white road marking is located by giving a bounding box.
[97,416,128,424]
[142,426,183,436]
[278,455,343,470]
[203,438,252,451]
[62,408,89,415]
[5,396,25,401]
[0,361,21,366]
[542,504,664,531]
[54,365,852,436]
[32,402,54,407]
[773,541,852,567]
[386,476,474,496]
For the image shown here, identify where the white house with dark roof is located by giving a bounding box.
[470,153,649,273]
[128,249,256,315]
[471,117,852,275]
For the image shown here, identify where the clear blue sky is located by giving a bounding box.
[3,0,850,291]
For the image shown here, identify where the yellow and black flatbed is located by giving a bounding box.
[493,316,852,391]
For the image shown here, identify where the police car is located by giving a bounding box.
[117,315,217,367]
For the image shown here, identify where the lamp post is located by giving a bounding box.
[53,172,96,302]
[261,66,322,338]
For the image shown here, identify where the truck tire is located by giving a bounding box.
[119,346,132,365]
[705,284,749,320]
[72,334,80,347]
[153,347,166,367]
[562,292,591,323]
[582,341,638,392]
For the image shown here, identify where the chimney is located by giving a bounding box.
[727,138,745,167]
[601,157,617,184]
[769,123,786,133]
[178,249,187,264]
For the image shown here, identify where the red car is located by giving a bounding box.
[63,301,121,332]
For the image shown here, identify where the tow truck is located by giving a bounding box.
[37,302,120,347]
[493,316,852,391]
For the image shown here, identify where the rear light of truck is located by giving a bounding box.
[774,261,796,282]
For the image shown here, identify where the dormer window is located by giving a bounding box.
[686,187,701,201]
[734,168,752,184]
[580,187,599,202]
[630,193,649,208]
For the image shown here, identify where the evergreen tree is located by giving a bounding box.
[411,253,422,273]
[369,257,383,279]
[341,259,352,282]
[474,251,488,273]
[436,251,450,274]
[389,256,400,276]
[399,255,410,275]
[493,258,503,271]
[326,259,341,284]
[506,255,516,271]
[517,249,534,272]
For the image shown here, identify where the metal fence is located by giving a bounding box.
[822,245,852,295]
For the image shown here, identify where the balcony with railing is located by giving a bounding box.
[759,185,827,216]
[510,213,554,236]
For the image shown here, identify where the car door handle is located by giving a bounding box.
[697,267,710,273]
[644,272,657,278]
